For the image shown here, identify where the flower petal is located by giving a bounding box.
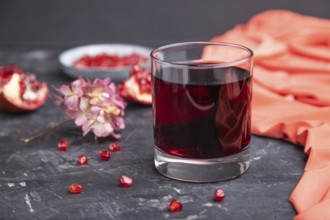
[64,95,80,110]
[90,106,101,114]
[104,122,114,133]
[82,120,93,136]
[96,115,105,123]
[75,114,88,126]
[115,117,125,130]
[110,132,121,139]
[58,84,72,96]
[71,80,83,97]
[92,122,108,137]
[79,97,89,111]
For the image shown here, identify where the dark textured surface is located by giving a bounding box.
[0,50,306,220]
[0,0,323,218]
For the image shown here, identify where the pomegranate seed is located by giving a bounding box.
[73,53,147,69]
[109,142,121,152]
[131,65,144,75]
[77,155,88,165]
[58,140,68,151]
[168,199,183,212]
[119,175,133,187]
[99,150,110,161]
[68,183,83,194]
[214,188,225,202]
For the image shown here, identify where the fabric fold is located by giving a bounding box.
[208,10,330,220]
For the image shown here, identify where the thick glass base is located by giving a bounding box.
[154,146,250,182]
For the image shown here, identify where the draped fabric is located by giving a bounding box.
[209,10,330,220]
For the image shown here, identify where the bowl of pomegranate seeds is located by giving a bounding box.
[59,44,152,82]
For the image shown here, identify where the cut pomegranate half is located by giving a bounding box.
[119,65,151,105]
[0,64,48,112]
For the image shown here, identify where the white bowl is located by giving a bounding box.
[59,44,152,83]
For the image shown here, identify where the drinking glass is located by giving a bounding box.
[151,42,253,182]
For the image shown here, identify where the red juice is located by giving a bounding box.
[152,65,252,159]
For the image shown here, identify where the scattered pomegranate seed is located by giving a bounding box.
[109,142,121,152]
[214,188,225,202]
[99,150,110,161]
[119,175,133,187]
[168,199,183,212]
[77,155,88,165]
[68,183,83,194]
[58,140,68,151]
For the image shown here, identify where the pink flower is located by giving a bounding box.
[53,76,126,138]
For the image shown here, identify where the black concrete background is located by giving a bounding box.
[0,0,330,49]
[0,1,327,219]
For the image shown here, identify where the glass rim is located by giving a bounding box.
[150,41,254,69]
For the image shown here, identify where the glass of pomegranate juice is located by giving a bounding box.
[151,42,253,182]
